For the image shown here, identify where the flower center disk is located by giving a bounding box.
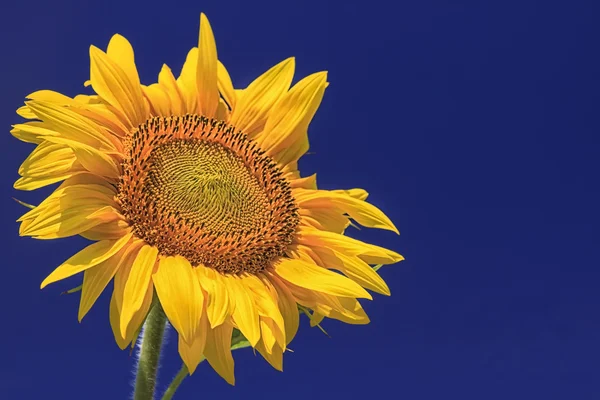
[117,115,299,274]
[150,140,270,234]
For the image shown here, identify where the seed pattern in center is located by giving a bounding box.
[116,115,299,274]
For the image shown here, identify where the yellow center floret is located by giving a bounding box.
[117,115,299,274]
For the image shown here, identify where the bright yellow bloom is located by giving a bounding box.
[13,13,403,384]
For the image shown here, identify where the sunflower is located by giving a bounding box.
[13,13,403,385]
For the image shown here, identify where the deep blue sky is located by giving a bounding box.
[1,0,599,399]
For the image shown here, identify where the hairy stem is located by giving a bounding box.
[161,363,193,400]
[157,328,248,399]
[133,302,168,400]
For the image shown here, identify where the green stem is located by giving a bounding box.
[158,328,248,399]
[161,363,192,400]
[133,302,168,400]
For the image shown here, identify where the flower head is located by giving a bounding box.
[14,13,403,384]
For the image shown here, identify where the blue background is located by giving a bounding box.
[1,0,599,399]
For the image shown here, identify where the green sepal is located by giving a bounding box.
[298,305,330,337]
[61,284,82,295]
[12,197,36,209]
[230,328,251,350]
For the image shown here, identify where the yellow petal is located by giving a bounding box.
[11,122,57,144]
[300,210,351,234]
[71,99,130,138]
[143,83,171,116]
[270,275,300,345]
[55,171,117,191]
[18,141,79,178]
[196,266,230,328]
[89,46,147,127]
[332,188,369,201]
[274,258,372,299]
[216,98,230,121]
[25,182,115,212]
[109,291,130,349]
[281,279,319,308]
[177,48,198,114]
[132,287,154,339]
[26,101,119,151]
[298,228,403,265]
[159,64,185,115]
[19,178,116,223]
[311,246,390,295]
[87,206,122,222]
[110,257,154,349]
[225,275,260,346]
[80,219,131,240]
[73,93,99,103]
[78,241,133,321]
[111,240,144,307]
[41,232,133,288]
[255,340,283,371]
[242,275,285,344]
[17,105,36,119]
[259,317,279,353]
[14,173,80,191]
[153,256,203,344]
[20,200,121,240]
[106,34,141,93]
[25,89,72,104]
[204,322,235,385]
[15,141,83,191]
[217,61,236,110]
[289,173,317,190]
[296,189,398,233]
[19,182,115,224]
[229,58,294,136]
[23,205,120,240]
[178,313,208,374]
[42,135,121,179]
[120,244,159,337]
[315,296,370,325]
[196,13,219,118]
[255,71,328,165]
